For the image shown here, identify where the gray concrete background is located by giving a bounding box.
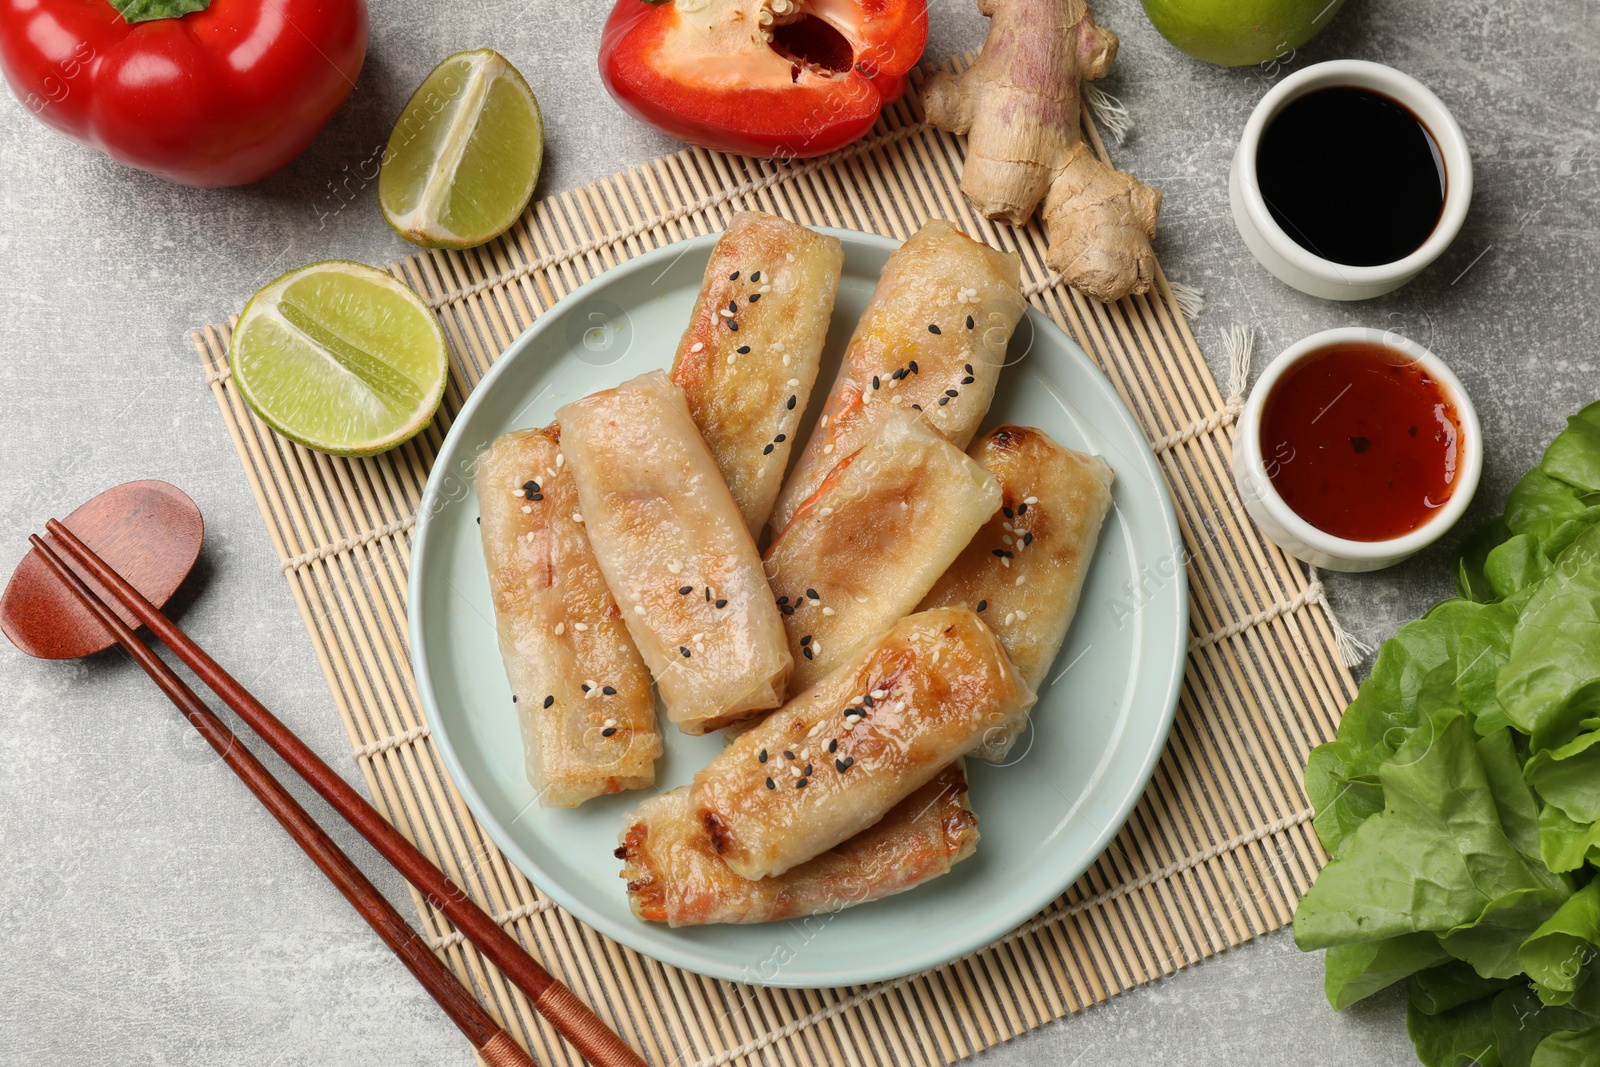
[0,0,1594,1063]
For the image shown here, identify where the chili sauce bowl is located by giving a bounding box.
[1233,327,1481,572]
[1230,61,1473,301]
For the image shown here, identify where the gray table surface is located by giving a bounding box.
[1,0,1595,1063]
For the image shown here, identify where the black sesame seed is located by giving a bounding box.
[729,299,738,313]
[786,395,796,410]
[679,585,694,595]
[680,646,691,657]
[928,324,941,335]
[803,647,814,660]
[1018,502,1028,515]
[523,480,541,494]
[862,695,874,707]
[800,634,812,646]
[911,404,922,411]
[806,588,819,600]
[512,695,518,703]
[737,345,751,353]
[872,375,880,390]
[476,517,480,524]
[543,695,555,708]
[602,685,617,695]
[751,271,761,282]
[837,756,855,771]
[581,683,591,692]
[1002,506,1015,518]
[961,376,975,385]
[748,293,761,303]
[727,320,738,331]
[706,587,712,601]
[774,433,786,443]
[946,389,960,398]
[804,764,813,776]
[796,778,808,789]
[602,727,617,737]
[966,316,975,330]
[759,749,768,762]
[763,443,775,455]
[828,739,838,753]
[909,361,919,374]
[1023,532,1034,545]
[965,364,973,375]
[892,368,906,380]
[766,777,776,790]
[778,595,790,605]
[784,750,795,760]
[976,600,988,612]
[938,397,950,406]
[530,493,544,501]
[730,271,740,280]
[716,599,728,608]
[991,549,1009,558]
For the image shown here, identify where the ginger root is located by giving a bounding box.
[923,0,1161,303]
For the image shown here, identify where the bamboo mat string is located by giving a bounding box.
[190,54,1355,1067]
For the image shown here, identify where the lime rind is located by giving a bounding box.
[378,49,544,250]
[229,260,450,458]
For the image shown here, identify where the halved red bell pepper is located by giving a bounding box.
[599,0,927,159]
[0,0,367,187]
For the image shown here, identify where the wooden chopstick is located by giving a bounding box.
[28,534,538,1067]
[43,519,647,1067]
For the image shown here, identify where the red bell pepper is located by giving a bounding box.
[0,0,367,187]
[599,0,927,159]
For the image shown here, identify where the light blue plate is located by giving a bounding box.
[409,229,1186,987]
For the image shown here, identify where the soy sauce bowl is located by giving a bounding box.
[1230,61,1473,301]
[1232,327,1481,572]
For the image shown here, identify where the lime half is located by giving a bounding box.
[379,49,544,249]
[229,261,449,457]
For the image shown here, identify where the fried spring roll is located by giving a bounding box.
[690,607,1035,880]
[919,426,1114,760]
[477,426,661,807]
[558,371,792,735]
[671,212,843,535]
[771,219,1024,532]
[619,763,978,926]
[763,407,1003,692]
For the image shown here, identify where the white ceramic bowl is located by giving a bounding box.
[1230,60,1472,301]
[1233,327,1481,572]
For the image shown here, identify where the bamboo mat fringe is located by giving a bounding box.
[191,54,1354,1067]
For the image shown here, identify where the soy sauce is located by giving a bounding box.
[1256,87,1446,267]
[1260,343,1460,542]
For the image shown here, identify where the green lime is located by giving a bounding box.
[379,49,544,249]
[229,261,449,457]
[1139,0,1346,67]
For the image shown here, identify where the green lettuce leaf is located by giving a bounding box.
[1477,729,1545,864]
[1308,600,1484,855]
[1505,468,1597,548]
[1535,806,1600,874]
[1525,723,1600,824]
[1441,888,1573,980]
[1521,881,1600,1011]
[1540,402,1600,496]
[1529,1027,1600,1066]
[1328,934,1452,1010]
[1411,962,1516,1015]
[1493,985,1600,1067]
[1409,993,1503,1067]
[1486,536,1553,600]
[1296,709,1561,950]
[1459,596,1532,737]
[1498,524,1600,751]
[1460,516,1515,603]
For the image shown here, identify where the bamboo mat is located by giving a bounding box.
[191,55,1355,1067]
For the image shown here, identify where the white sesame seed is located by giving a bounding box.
[931,649,942,664]
[800,747,810,759]
[634,605,646,616]
[667,560,683,574]
[586,678,598,690]
[760,283,772,292]
[572,513,583,523]
[1002,534,1013,545]
[727,354,737,365]
[1015,575,1027,587]
[819,506,834,517]
[822,444,834,455]
[631,591,642,601]
[891,700,907,714]
[513,488,525,497]
[787,378,799,387]
[791,764,803,776]
[782,354,791,366]
[808,598,820,607]
[819,415,829,428]
[719,309,734,318]
[604,718,616,727]
[1005,612,1017,626]
[807,722,823,738]
[1003,522,1016,534]
[525,531,536,543]
[554,622,565,635]
[854,594,867,603]
[574,622,589,632]
[1016,609,1029,621]
[1000,557,1011,569]
[690,341,704,353]
[850,695,864,705]
[870,689,886,699]
[522,505,533,514]
[1024,496,1038,505]
[556,453,564,468]
[773,340,785,351]
[810,640,822,655]
[821,606,836,616]
[691,632,704,642]
[785,253,794,262]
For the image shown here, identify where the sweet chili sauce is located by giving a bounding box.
[1259,342,1461,542]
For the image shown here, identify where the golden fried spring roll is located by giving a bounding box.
[918,427,1114,759]
[771,219,1024,532]
[619,763,978,926]
[671,212,843,535]
[476,426,661,807]
[763,407,1002,692]
[690,607,1035,880]
[558,371,792,735]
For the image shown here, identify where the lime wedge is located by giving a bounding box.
[229,261,449,457]
[379,49,544,249]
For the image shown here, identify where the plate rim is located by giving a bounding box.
[408,226,1188,986]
